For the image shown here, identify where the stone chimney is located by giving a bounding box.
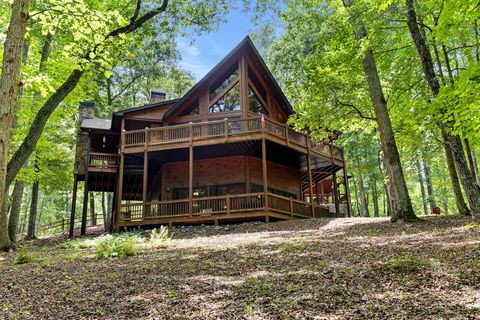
[78,100,95,124]
[149,89,166,104]
[74,101,95,176]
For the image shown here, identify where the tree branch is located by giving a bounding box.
[334,98,376,121]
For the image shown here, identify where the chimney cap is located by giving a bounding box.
[79,100,95,109]
[150,89,166,95]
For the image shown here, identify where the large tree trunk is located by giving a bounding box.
[444,142,470,215]
[344,0,416,222]
[26,179,39,240]
[0,0,30,251]
[422,159,436,212]
[416,159,428,215]
[8,179,25,243]
[464,138,478,184]
[406,0,480,221]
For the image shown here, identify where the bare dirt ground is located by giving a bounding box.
[1,215,480,319]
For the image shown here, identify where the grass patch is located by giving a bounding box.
[386,255,430,274]
[276,238,307,253]
[464,223,480,231]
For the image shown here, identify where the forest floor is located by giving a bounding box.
[1,215,480,319]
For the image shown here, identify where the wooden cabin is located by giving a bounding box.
[70,37,351,235]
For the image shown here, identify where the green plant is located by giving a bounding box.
[276,238,307,253]
[14,246,32,265]
[94,235,138,259]
[149,226,172,247]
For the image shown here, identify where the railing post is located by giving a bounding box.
[144,127,149,151]
[330,144,334,164]
[289,197,293,216]
[224,118,228,142]
[226,194,230,214]
[285,123,289,147]
[189,123,193,145]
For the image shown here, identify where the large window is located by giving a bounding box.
[248,86,269,116]
[209,83,241,113]
[209,63,241,113]
[179,98,200,116]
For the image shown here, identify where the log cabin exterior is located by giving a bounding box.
[70,37,351,236]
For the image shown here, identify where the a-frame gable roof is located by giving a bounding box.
[163,36,293,119]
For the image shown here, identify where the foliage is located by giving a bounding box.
[94,234,138,259]
[149,225,172,247]
[14,245,32,265]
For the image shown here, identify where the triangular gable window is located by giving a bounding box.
[248,86,269,116]
[209,66,239,101]
[210,82,241,113]
[179,98,199,116]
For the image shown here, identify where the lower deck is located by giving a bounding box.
[118,192,346,228]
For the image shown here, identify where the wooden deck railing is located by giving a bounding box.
[89,152,118,167]
[123,116,344,162]
[119,192,325,222]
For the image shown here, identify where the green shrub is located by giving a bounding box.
[149,226,172,247]
[94,235,138,259]
[14,246,32,265]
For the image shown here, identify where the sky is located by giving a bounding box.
[176,7,259,81]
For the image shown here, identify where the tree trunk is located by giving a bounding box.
[359,174,369,217]
[464,138,478,184]
[378,150,392,216]
[106,193,113,232]
[89,191,96,226]
[344,0,416,222]
[8,179,25,243]
[101,192,107,228]
[406,0,480,221]
[372,180,380,217]
[0,0,30,251]
[444,142,470,215]
[26,179,39,240]
[422,159,436,212]
[416,159,428,215]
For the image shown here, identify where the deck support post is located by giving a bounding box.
[189,145,193,216]
[68,175,78,237]
[81,130,91,236]
[333,172,340,215]
[143,150,148,218]
[306,144,315,218]
[261,137,268,211]
[240,56,248,118]
[115,120,125,233]
[343,166,352,217]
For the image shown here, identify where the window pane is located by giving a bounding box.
[209,83,241,113]
[248,86,269,116]
[209,66,239,100]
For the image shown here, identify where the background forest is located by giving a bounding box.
[1,0,479,244]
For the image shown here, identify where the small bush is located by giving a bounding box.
[95,235,138,259]
[14,246,32,265]
[149,226,172,247]
[386,255,430,273]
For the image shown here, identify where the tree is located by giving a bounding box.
[0,0,30,251]
[405,0,480,221]
[1,0,233,250]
